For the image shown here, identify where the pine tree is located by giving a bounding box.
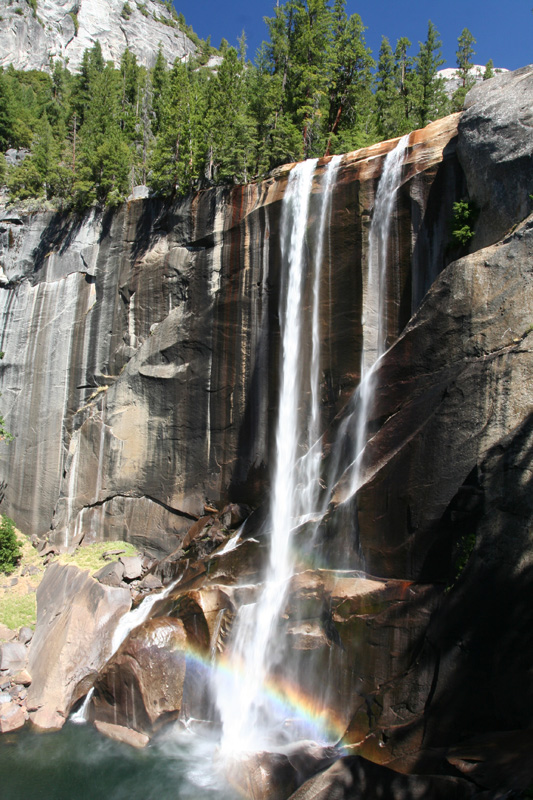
[452,27,476,111]
[412,21,447,128]
[289,0,332,157]
[149,60,195,195]
[151,45,168,136]
[374,37,402,141]
[74,64,131,206]
[206,46,257,183]
[325,2,375,154]
[483,59,494,81]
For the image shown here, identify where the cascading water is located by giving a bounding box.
[215,155,342,755]
[328,134,410,502]
[69,576,182,725]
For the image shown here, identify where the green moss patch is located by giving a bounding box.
[0,592,37,630]
[58,540,139,574]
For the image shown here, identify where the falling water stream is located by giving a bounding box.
[346,134,411,499]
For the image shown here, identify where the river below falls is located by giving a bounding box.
[0,723,238,800]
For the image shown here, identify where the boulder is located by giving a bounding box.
[94,720,149,749]
[287,756,476,800]
[93,560,125,587]
[0,624,16,642]
[224,751,299,800]
[18,627,33,645]
[119,555,143,581]
[138,573,163,591]
[10,669,32,687]
[0,700,26,733]
[0,642,28,674]
[26,562,131,731]
[91,617,190,733]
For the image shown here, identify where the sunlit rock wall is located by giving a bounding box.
[0,114,461,553]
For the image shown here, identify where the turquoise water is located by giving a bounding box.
[0,723,236,800]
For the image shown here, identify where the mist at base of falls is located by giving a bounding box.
[0,724,237,800]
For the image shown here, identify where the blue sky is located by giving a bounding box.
[174,0,531,72]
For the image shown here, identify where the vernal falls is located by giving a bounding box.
[1,66,533,800]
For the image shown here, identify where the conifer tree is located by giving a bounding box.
[325,2,375,154]
[412,21,447,128]
[374,37,401,141]
[452,28,476,111]
[483,59,494,81]
[151,45,168,136]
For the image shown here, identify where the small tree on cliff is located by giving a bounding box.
[452,28,476,111]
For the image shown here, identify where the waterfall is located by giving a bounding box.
[344,134,410,500]
[300,154,342,519]
[216,156,344,754]
[70,687,94,724]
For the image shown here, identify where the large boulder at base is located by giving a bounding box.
[224,751,299,800]
[262,570,440,752]
[0,641,28,674]
[0,700,26,733]
[92,617,192,734]
[458,65,533,249]
[287,756,477,800]
[26,562,131,730]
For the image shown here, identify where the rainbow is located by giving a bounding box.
[178,643,348,747]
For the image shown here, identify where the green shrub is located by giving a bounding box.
[451,199,478,248]
[69,10,78,34]
[121,2,132,20]
[0,516,22,574]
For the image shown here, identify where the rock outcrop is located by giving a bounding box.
[26,561,131,730]
[458,64,533,249]
[0,0,196,73]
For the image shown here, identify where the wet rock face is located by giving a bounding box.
[0,116,460,548]
[338,214,533,582]
[91,617,190,733]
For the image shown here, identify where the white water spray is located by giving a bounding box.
[300,155,342,517]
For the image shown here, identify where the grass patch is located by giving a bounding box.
[0,535,139,637]
[58,540,139,574]
[0,592,36,630]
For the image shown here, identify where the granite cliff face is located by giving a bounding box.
[1,66,533,797]
[0,113,461,551]
[0,0,196,72]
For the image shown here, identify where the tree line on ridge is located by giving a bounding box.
[0,0,493,208]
